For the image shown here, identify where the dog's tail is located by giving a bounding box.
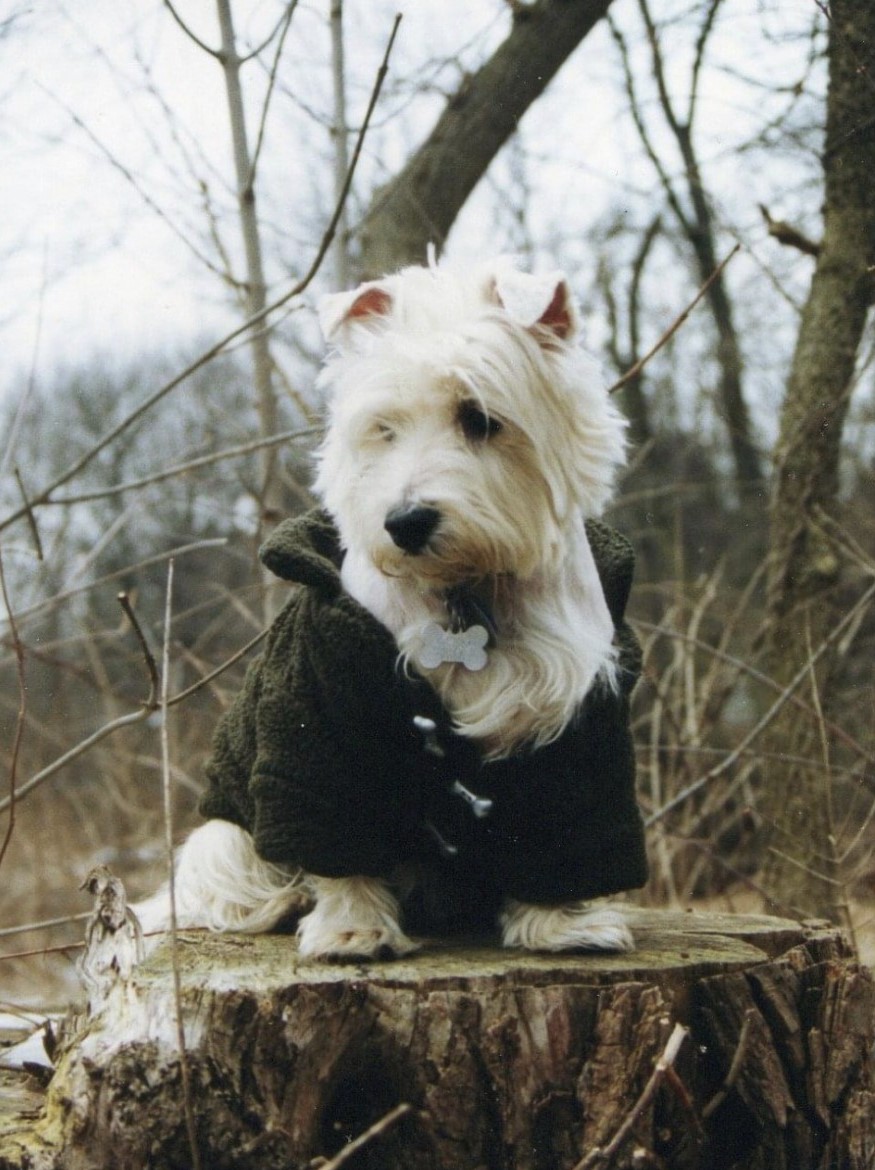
[134,820,310,938]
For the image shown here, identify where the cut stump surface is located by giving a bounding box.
[1,909,873,1170]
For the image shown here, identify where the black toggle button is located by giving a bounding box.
[451,779,493,819]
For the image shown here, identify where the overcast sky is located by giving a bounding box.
[2,2,511,388]
[1,0,828,445]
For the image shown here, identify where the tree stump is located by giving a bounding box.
[2,909,873,1170]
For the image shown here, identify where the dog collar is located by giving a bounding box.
[444,585,498,641]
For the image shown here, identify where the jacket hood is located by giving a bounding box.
[259,510,344,596]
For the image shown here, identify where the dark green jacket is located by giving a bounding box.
[200,510,647,923]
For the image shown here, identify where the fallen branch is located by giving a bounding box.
[573,1022,688,1169]
[702,1009,755,1119]
[312,1103,414,1170]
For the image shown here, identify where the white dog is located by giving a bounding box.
[138,257,647,960]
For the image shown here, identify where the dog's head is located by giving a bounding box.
[314,258,626,587]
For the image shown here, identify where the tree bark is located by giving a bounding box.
[357,0,615,278]
[3,910,873,1170]
[760,0,875,919]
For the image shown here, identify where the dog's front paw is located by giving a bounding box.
[297,918,418,961]
[296,876,419,961]
[500,899,634,954]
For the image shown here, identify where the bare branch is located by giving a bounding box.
[163,0,220,59]
[0,911,91,941]
[247,0,300,184]
[117,592,159,706]
[167,627,268,708]
[647,578,875,826]
[758,203,821,257]
[607,16,693,239]
[50,426,320,507]
[0,13,400,538]
[609,244,741,394]
[6,538,227,629]
[13,468,43,561]
[701,1009,754,1119]
[158,560,202,1170]
[688,0,724,129]
[0,551,25,869]
[39,84,235,284]
[318,1103,414,1170]
[0,603,269,819]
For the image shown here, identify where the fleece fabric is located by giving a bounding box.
[199,509,648,922]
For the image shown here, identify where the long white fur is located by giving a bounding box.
[138,258,635,959]
[136,821,309,937]
[297,876,418,960]
[500,899,634,953]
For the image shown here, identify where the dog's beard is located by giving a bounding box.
[372,530,543,590]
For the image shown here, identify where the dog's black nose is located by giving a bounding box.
[384,504,441,553]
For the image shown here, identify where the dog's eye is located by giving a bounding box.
[375,422,396,443]
[458,401,502,443]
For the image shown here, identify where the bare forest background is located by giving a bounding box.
[1,0,873,1004]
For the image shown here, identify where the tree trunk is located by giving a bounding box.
[216,0,285,589]
[760,0,875,919]
[357,0,615,278]
[613,0,765,502]
[329,0,352,291]
[3,910,873,1170]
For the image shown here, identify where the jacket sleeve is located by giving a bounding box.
[246,589,423,877]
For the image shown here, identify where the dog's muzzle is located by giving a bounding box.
[384,503,441,554]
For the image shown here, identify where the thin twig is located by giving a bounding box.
[635,618,875,774]
[0,708,155,816]
[13,469,43,562]
[163,1,220,59]
[0,575,178,818]
[5,538,227,628]
[609,244,741,394]
[168,627,269,708]
[40,83,231,283]
[0,551,26,870]
[647,579,875,826]
[241,0,298,64]
[160,561,202,1170]
[50,426,321,506]
[573,1023,688,1169]
[702,1009,754,1119]
[317,1103,413,1170]
[0,911,91,940]
[0,940,85,963]
[247,0,299,184]
[0,619,266,817]
[117,592,159,704]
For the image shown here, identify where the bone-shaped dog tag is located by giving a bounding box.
[419,622,489,671]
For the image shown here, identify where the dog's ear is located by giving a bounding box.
[491,266,579,343]
[318,282,393,342]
